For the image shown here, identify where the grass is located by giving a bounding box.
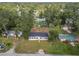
[0,37,13,52]
[47,42,71,55]
[1,36,79,55]
[15,39,79,55]
[47,42,79,55]
[15,40,51,53]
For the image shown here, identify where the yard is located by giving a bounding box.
[15,39,79,55]
[0,36,79,55]
[15,40,51,54]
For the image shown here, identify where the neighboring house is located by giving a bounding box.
[29,32,48,40]
[34,18,47,27]
[35,18,46,22]
[7,31,16,37]
[3,31,22,38]
[59,34,76,42]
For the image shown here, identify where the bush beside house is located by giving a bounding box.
[48,25,63,41]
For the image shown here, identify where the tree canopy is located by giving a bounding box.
[0,3,79,39]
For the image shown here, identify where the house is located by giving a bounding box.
[7,31,16,37]
[29,32,48,40]
[3,30,22,38]
[34,18,47,27]
[58,34,76,42]
[29,27,48,40]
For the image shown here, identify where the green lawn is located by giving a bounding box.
[15,40,51,53]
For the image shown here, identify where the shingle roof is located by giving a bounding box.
[29,32,48,37]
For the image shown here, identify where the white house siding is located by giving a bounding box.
[29,36,48,40]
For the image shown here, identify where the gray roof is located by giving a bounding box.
[29,32,48,37]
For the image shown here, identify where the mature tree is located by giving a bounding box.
[0,9,10,34]
[15,5,34,38]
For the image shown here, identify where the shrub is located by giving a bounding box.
[6,42,12,49]
[0,37,13,52]
[48,25,62,41]
[47,42,72,55]
[48,30,58,41]
[69,44,79,55]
